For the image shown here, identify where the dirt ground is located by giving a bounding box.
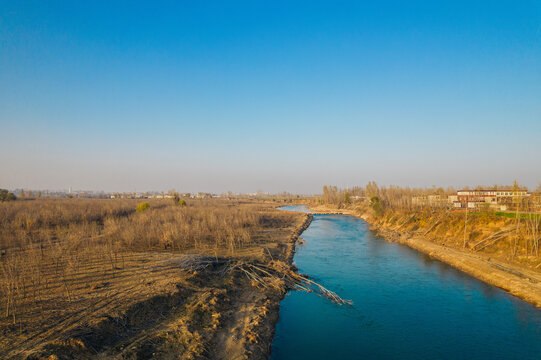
[1,203,311,360]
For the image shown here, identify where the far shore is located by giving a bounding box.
[307,204,541,308]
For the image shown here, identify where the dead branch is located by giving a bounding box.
[180,256,353,306]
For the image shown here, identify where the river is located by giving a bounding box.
[270,205,541,359]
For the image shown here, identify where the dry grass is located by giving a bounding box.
[0,198,302,359]
[363,205,541,268]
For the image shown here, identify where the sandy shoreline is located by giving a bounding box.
[308,205,541,308]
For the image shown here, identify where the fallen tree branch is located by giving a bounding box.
[180,256,353,306]
[472,227,514,251]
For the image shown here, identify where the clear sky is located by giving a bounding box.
[1,1,540,193]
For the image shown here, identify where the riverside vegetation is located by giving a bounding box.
[310,183,541,306]
[3,185,539,359]
[0,197,315,359]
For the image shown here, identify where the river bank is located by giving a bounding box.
[1,200,312,360]
[253,212,313,360]
[309,204,541,308]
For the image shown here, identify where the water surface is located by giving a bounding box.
[271,206,541,359]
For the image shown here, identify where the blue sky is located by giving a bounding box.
[1,1,540,193]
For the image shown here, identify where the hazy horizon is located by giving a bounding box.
[2,1,540,194]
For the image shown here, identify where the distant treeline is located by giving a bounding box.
[316,182,538,211]
[313,182,541,261]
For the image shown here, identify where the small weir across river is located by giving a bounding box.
[270,206,541,359]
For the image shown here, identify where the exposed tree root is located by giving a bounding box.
[179,256,353,306]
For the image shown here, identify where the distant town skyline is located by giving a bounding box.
[5,181,541,197]
[1,1,540,193]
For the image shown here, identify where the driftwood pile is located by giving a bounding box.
[179,256,353,306]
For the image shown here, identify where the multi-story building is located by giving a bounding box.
[454,189,529,210]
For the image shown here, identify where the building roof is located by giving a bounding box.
[457,189,527,192]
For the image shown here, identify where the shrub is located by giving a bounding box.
[136,202,150,212]
[369,196,384,216]
[0,189,16,202]
[171,192,187,207]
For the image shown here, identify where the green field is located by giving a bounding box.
[467,211,540,219]
[494,211,540,219]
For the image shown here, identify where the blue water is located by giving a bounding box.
[271,206,541,360]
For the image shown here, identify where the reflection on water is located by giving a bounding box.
[271,207,541,360]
